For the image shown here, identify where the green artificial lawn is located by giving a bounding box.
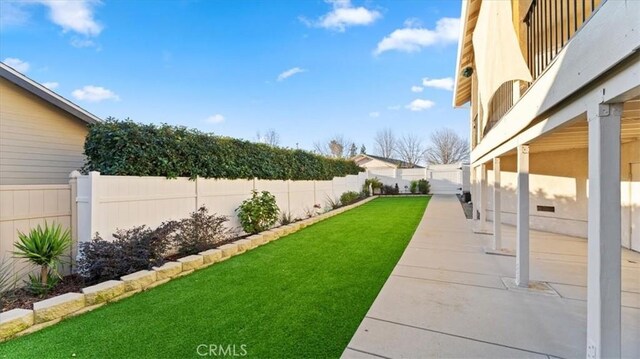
[1,197,429,358]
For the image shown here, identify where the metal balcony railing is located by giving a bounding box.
[484,81,514,136]
[524,0,603,81]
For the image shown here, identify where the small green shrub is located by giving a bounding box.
[172,207,234,256]
[340,191,361,206]
[279,211,293,226]
[236,190,280,234]
[78,223,174,284]
[25,271,60,296]
[13,222,71,295]
[409,181,418,194]
[382,184,399,195]
[363,178,383,196]
[418,179,430,194]
[325,196,341,210]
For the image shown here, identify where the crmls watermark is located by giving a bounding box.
[196,344,248,357]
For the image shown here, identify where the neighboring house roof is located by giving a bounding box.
[0,62,101,124]
[353,154,424,169]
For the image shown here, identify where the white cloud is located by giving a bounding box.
[422,77,454,91]
[39,0,103,37]
[301,0,381,32]
[277,67,306,81]
[0,1,30,28]
[406,99,435,112]
[42,82,59,90]
[369,111,380,118]
[72,85,119,102]
[387,105,401,111]
[411,85,423,93]
[70,37,96,48]
[3,58,30,73]
[374,17,460,55]
[205,114,225,124]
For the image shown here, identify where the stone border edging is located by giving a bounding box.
[0,196,378,341]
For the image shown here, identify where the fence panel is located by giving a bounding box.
[314,180,333,210]
[0,184,72,282]
[288,181,315,219]
[198,178,254,229]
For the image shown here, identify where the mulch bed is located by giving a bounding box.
[1,274,85,312]
[1,232,255,312]
[457,193,474,219]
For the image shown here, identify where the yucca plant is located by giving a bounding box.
[13,222,71,293]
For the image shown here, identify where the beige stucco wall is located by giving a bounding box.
[485,139,640,248]
[0,78,89,185]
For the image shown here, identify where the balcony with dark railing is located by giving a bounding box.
[524,0,603,81]
[481,0,603,140]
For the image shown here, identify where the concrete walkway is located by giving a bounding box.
[343,195,640,358]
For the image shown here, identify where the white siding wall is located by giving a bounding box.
[0,78,89,185]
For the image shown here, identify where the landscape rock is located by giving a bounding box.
[0,309,34,339]
[121,270,157,291]
[152,261,183,280]
[178,255,204,271]
[82,280,125,305]
[33,293,85,323]
[199,249,222,264]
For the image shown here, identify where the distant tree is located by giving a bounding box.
[314,135,351,158]
[397,133,425,167]
[424,128,470,164]
[360,144,366,154]
[374,128,397,158]
[256,128,280,147]
[348,143,357,158]
[329,140,344,158]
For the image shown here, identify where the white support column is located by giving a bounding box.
[476,163,491,233]
[471,167,478,219]
[516,145,529,288]
[586,103,622,359]
[492,157,502,250]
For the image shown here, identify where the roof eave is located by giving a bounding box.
[0,63,101,125]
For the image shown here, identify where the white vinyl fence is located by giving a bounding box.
[0,184,75,282]
[366,163,469,195]
[76,171,368,244]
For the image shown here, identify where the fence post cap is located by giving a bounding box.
[69,170,82,178]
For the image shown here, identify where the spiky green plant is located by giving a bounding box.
[0,257,16,308]
[13,222,71,292]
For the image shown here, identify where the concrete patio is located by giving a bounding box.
[343,195,640,358]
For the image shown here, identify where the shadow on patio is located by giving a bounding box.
[343,195,640,358]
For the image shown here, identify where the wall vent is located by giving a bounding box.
[536,205,555,213]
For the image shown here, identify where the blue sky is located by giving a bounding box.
[0,0,468,154]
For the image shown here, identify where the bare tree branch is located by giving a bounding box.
[424,128,470,164]
[396,133,425,167]
[256,128,280,147]
[373,128,397,158]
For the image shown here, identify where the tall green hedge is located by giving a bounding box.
[82,119,363,180]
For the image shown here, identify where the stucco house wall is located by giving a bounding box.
[485,139,640,247]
